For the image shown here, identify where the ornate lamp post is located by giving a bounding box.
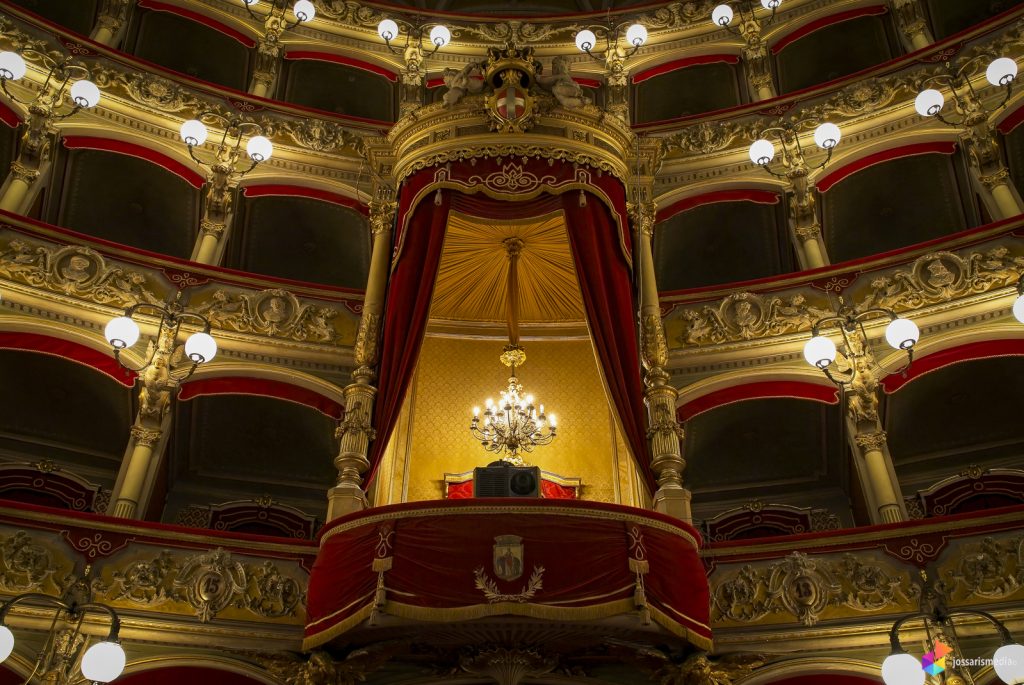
[178,112,272,264]
[882,573,1024,685]
[711,0,783,100]
[573,20,648,121]
[0,50,101,212]
[0,569,126,684]
[238,0,316,97]
[375,16,452,116]
[749,119,842,268]
[915,56,1022,219]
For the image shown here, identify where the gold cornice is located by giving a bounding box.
[703,507,1024,559]
[369,97,636,185]
[0,504,316,556]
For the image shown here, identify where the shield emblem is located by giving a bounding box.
[492,534,524,581]
[495,85,527,122]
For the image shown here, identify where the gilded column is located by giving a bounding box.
[604,50,630,123]
[787,173,828,269]
[326,189,396,520]
[845,341,905,524]
[192,169,235,265]
[110,426,162,518]
[399,45,425,118]
[633,201,692,524]
[890,0,934,52]
[0,108,53,214]
[740,20,776,101]
[961,115,1024,219]
[90,0,132,47]
[249,18,284,98]
[109,326,176,519]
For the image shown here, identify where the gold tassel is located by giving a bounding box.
[579,190,586,207]
[434,188,443,205]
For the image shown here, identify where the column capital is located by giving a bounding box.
[368,198,398,236]
[9,160,40,184]
[199,219,227,240]
[130,425,163,448]
[854,430,888,452]
[794,224,822,242]
[628,201,657,237]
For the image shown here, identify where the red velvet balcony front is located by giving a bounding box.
[304,498,711,651]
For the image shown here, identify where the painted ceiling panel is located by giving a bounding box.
[430,211,585,324]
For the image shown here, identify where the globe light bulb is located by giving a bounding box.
[881,653,926,685]
[885,317,920,350]
[430,24,451,48]
[70,79,101,108]
[105,316,140,349]
[179,119,208,146]
[0,51,27,81]
[803,336,837,368]
[377,19,399,41]
[761,0,781,8]
[993,643,1024,685]
[626,23,648,47]
[81,641,126,683]
[185,332,217,363]
[749,138,775,165]
[814,122,841,150]
[292,0,315,21]
[987,57,1018,87]
[243,0,258,5]
[246,135,273,162]
[575,29,597,52]
[915,89,944,117]
[712,4,734,26]
[0,625,14,663]
[1014,293,1024,324]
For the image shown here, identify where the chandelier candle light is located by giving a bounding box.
[469,237,556,464]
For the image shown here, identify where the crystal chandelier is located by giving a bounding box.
[469,238,557,465]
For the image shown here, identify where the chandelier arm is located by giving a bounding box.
[996,81,1014,110]
[186,144,206,167]
[76,602,121,641]
[758,162,789,178]
[887,612,932,653]
[810,314,847,335]
[176,311,212,332]
[237,156,260,176]
[944,608,1016,643]
[0,78,35,106]
[932,110,960,127]
[1017,274,1024,295]
[0,593,71,622]
[48,104,83,121]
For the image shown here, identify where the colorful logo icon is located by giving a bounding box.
[922,641,953,675]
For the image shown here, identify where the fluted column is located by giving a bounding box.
[0,109,53,214]
[890,0,934,52]
[326,190,396,520]
[90,0,132,47]
[788,175,829,269]
[249,20,283,98]
[633,201,691,523]
[743,42,776,102]
[191,170,235,265]
[962,120,1024,219]
[110,426,162,518]
[854,431,904,524]
[109,327,176,519]
[845,344,905,525]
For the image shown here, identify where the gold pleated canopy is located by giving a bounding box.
[429,210,585,325]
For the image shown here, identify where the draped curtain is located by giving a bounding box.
[368,165,654,491]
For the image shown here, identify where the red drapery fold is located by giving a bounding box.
[561,192,652,487]
[369,191,452,475]
[367,168,654,492]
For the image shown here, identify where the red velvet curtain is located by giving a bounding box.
[366,185,653,490]
[368,191,452,476]
[561,192,651,484]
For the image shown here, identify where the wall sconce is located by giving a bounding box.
[803,299,919,386]
[0,50,100,116]
[915,56,1017,125]
[711,0,782,31]
[376,17,451,56]
[241,0,315,27]
[574,21,648,61]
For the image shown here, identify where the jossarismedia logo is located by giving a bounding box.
[922,641,954,676]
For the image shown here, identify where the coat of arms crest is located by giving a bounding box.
[492,534,524,581]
